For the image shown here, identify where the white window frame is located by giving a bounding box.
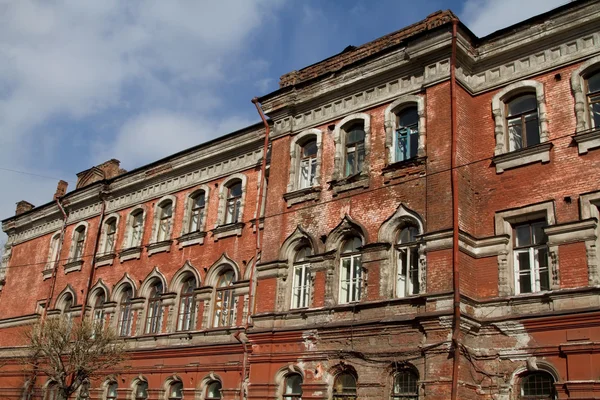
[216,174,247,227]
[332,113,371,181]
[122,206,146,249]
[513,221,550,295]
[99,213,120,255]
[68,222,89,262]
[384,95,426,164]
[396,227,421,298]
[181,185,210,236]
[339,248,363,305]
[45,231,62,270]
[291,262,310,309]
[150,195,177,243]
[288,129,323,193]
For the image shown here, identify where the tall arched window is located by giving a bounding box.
[213,270,235,327]
[345,124,365,176]
[157,201,173,242]
[45,381,60,400]
[103,218,117,254]
[145,281,164,334]
[46,232,61,271]
[291,247,311,309]
[92,291,106,330]
[395,106,419,162]
[298,139,318,189]
[73,225,86,261]
[392,369,418,399]
[225,182,243,224]
[506,93,540,151]
[177,276,197,331]
[60,292,74,323]
[189,191,206,232]
[106,382,118,400]
[283,373,303,400]
[205,381,222,400]
[118,287,133,337]
[339,237,363,304]
[396,226,420,298]
[133,380,148,400]
[518,371,555,399]
[129,210,144,248]
[167,381,183,400]
[587,70,600,129]
[333,372,357,399]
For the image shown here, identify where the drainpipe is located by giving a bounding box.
[450,18,461,400]
[80,187,108,321]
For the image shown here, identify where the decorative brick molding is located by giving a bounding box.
[146,240,172,256]
[64,259,84,274]
[492,142,552,173]
[212,222,244,240]
[119,246,142,263]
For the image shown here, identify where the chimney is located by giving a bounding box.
[53,180,69,200]
[16,201,34,216]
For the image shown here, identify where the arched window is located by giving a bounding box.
[177,276,197,331]
[587,70,600,129]
[103,218,117,254]
[298,139,318,189]
[189,191,206,232]
[129,210,144,248]
[333,372,357,399]
[118,287,134,337]
[395,106,419,162]
[283,373,303,400]
[134,380,148,400]
[106,382,118,400]
[46,232,61,271]
[92,291,106,330]
[145,281,164,334]
[291,247,311,309]
[213,270,235,327]
[78,380,90,400]
[157,201,173,242]
[60,292,74,323]
[45,381,60,400]
[506,93,540,151]
[396,226,420,298]
[339,237,363,304]
[167,381,183,400]
[345,124,366,176]
[205,381,222,400]
[73,225,86,261]
[518,371,555,399]
[225,181,243,224]
[392,369,418,399]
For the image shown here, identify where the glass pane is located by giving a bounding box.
[409,248,420,295]
[107,383,118,397]
[515,225,531,247]
[206,382,221,398]
[299,159,310,189]
[588,71,600,93]
[302,140,317,157]
[228,182,242,198]
[356,145,365,173]
[135,382,148,399]
[342,237,362,253]
[170,382,183,399]
[525,114,540,147]
[161,203,173,217]
[521,372,554,396]
[591,98,600,128]
[295,247,312,263]
[394,371,418,394]
[398,107,418,128]
[218,270,235,287]
[398,226,418,244]
[346,149,355,176]
[532,222,547,245]
[346,126,365,144]
[537,247,549,291]
[517,251,532,294]
[285,374,303,394]
[507,118,523,151]
[193,193,206,208]
[334,373,357,394]
[507,94,537,116]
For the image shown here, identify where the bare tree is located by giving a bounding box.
[25,317,127,399]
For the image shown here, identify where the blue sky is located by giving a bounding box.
[0,0,568,247]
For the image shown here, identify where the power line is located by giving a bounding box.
[0,167,72,183]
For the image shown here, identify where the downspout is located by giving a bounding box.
[450,18,461,400]
[80,187,108,321]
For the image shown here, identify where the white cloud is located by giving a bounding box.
[461,0,569,37]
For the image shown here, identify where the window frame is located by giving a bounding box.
[216,174,247,228]
[518,371,556,400]
[105,382,118,400]
[46,231,62,271]
[130,210,145,247]
[571,55,600,136]
[145,281,164,335]
[504,93,541,151]
[396,226,421,298]
[117,286,134,337]
[391,369,419,400]
[291,247,312,310]
[333,113,371,181]
[133,380,149,400]
[384,95,426,165]
[283,373,303,400]
[157,201,173,242]
[213,269,236,328]
[204,381,222,400]
[339,237,363,305]
[167,381,184,400]
[177,276,197,332]
[225,182,243,225]
[513,220,550,295]
[332,372,358,399]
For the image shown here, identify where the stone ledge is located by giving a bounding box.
[212,222,244,240]
[177,231,207,248]
[42,268,54,280]
[283,186,321,207]
[64,259,83,274]
[382,156,427,182]
[573,128,600,154]
[146,240,173,256]
[492,142,552,173]
[329,174,369,195]
[95,252,116,268]
[119,246,142,262]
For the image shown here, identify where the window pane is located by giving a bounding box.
[409,247,420,295]
[507,118,523,151]
[285,374,303,394]
[537,247,550,292]
[334,373,357,394]
[525,114,540,147]
[346,149,356,176]
[398,107,418,128]
[517,251,532,294]
[397,249,407,298]
[515,225,531,247]
[591,98,600,128]
[398,226,418,244]
[393,370,418,395]
[228,182,242,198]
[588,71,600,93]
[346,127,365,144]
[342,237,361,253]
[299,159,311,189]
[135,382,148,399]
[302,140,317,157]
[356,145,365,173]
[193,193,206,208]
[206,382,222,399]
[521,372,554,397]
[531,222,547,245]
[507,94,537,116]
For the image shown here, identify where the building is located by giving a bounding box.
[2,1,600,399]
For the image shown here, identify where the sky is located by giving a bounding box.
[0,0,569,250]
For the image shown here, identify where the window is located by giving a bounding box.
[189,192,206,232]
[392,370,418,400]
[47,233,61,270]
[118,287,133,337]
[106,382,118,400]
[298,140,318,189]
[213,270,235,327]
[587,70,600,129]
[514,221,549,294]
[177,276,196,331]
[333,373,357,399]
[225,182,242,224]
[157,201,173,242]
[46,382,60,400]
[283,373,303,400]
[205,381,222,400]
[78,381,90,400]
[92,291,106,331]
[168,381,183,400]
[345,124,365,176]
[291,247,311,309]
[73,226,86,261]
[395,107,419,162]
[145,281,163,334]
[60,293,74,325]
[506,93,540,151]
[339,237,363,304]
[130,210,144,248]
[134,381,148,400]
[104,218,117,254]
[396,227,420,297]
[519,372,555,399]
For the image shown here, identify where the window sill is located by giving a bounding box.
[146,240,173,256]
[212,222,244,240]
[329,174,369,195]
[382,156,426,182]
[42,268,54,280]
[64,259,84,274]
[492,142,552,173]
[119,246,142,262]
[573,128,600,154]
[283,186,321,207]
[177,231,206,248]
[95,252,116,268]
